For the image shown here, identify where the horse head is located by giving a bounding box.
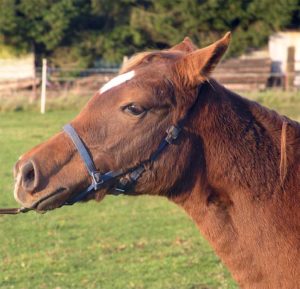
[13,33,231,212]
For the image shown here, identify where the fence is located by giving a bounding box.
[42,58,300,92]
[213,58,300,91]
[0,58,300,112]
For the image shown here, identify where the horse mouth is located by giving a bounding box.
[33,187,70,212]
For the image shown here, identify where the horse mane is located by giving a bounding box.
[235,88,300,190]
[198,79,300,197]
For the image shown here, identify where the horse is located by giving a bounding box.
[12,32,300,289]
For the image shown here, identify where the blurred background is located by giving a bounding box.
[0,0,300,104]
[0,1,299,289]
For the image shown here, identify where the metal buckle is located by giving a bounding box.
[91,172,104,190]
[114,177,130,193]
[165,125,181,144]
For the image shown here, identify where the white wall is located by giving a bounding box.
[0,54,35,81]
[269,31,300,86]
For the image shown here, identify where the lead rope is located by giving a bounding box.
[0,207,31,215]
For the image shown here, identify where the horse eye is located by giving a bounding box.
[124,104,145,116]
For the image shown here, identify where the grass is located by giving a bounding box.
[0,93,90,113]
[0,91,299,289]
[245,90,300,121]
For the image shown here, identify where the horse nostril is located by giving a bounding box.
[21,160,38,192]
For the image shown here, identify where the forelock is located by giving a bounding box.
[120,52,154,74]
[120,50,184,74]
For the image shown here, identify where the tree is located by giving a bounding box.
[0,0,81,63]
[130,0,299,56]
[0,0,299,67]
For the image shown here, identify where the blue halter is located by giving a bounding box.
[62,123,181,206]
[0,121,182,214]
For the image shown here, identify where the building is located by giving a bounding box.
[269,31,300,87]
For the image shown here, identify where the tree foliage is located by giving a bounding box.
[0,0,299,67]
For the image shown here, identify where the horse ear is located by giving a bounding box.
[176,32,231,86]
[170,37,197,53]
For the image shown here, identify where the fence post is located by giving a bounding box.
[285,46,295,91]
[41,58,47,114]
[123,55,129,66]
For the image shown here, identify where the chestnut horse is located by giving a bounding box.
[13,33,300,288]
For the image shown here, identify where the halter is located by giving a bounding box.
[0,120,184,214]
[62,123,182,205]
[0,86,201,214]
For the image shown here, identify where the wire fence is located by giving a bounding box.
[1,60,300,105]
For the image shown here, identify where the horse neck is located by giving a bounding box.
[171,81,300,289]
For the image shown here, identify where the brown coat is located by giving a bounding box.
[14,33,300,288]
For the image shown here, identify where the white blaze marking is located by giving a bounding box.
[99,71,135,94]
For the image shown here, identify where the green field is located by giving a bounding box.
[0,91,299,289]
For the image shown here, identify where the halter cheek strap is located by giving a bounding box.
[63,124,124,205]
